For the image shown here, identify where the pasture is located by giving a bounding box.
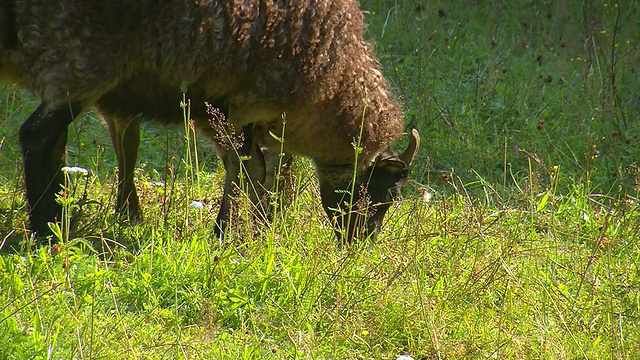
[1,1,639,358]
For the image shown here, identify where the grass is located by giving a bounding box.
[1,0,640,358]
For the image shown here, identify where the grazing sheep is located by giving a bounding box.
[0,0,420,243]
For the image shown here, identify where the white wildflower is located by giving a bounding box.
[15,256,27,269]
[61,166,89,176]
[396,355,414,360]
[422,190,432,203]
[190,200,205,210]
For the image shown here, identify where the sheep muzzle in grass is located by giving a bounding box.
[320,129,420,243]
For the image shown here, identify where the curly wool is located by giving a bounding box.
[3,0,403,167]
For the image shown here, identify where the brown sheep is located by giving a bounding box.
[0,0,420,243]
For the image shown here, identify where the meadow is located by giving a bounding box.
[1,0,639,358]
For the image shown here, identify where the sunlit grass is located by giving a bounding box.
[1,1,639,359]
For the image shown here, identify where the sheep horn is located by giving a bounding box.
[398,129,420,165]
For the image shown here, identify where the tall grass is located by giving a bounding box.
[1,1,639,358]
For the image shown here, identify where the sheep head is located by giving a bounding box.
[319,129,420,243]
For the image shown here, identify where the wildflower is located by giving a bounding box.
[61,166,89,176]
[190,200,205,210]
[15,256,27,269]
[396,356,414,360]
[422,190,432,203]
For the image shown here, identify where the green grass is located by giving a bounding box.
[1,1,640,358]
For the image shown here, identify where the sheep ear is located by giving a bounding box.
[398,129,420,166]
[375,129,420,172]
[375,151,409,173]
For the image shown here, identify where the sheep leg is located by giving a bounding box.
[104,116,142,220]
[242,144,269,220]
[259,149,294,221]
[19,102,81,237]
[214,125,266,239]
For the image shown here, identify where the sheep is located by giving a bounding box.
[0,0,420,243]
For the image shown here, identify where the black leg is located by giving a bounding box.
[104,115,142,220]
[214,151,241,239]
[19,102,80,237]
[214,125,266,240]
